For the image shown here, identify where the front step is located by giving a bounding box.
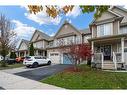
[103,61,115,70]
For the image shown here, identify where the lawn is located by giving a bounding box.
[41,64,127,89]
[0,63,24,70]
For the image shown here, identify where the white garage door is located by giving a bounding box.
[49,52,60,64]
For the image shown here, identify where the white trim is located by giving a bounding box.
[42,40,44,48]
[91,41,94,62]
[121,37,124,62]
[111,23,113,35]
[118,21,120,34]
[92,27,94,38]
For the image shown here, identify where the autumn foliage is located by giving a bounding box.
[27,5,110,19]
[58,42,91,71]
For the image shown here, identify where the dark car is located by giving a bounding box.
[5,58,16,64]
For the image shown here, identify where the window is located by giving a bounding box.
[50,53,59,56]
[97,23,113,37]
[34,57,42,59]
[124,48,127,52]
[120,26,127,34]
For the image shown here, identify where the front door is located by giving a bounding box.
[101,45,111,60]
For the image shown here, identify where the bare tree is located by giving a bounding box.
[0,14,17,67]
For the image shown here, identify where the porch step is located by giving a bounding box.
[103,63,115,70]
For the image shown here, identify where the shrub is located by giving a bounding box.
[29,43,34,56]
[10,52,17,59]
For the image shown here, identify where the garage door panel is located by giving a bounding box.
[49,52,60,64]
[63,53,73,64]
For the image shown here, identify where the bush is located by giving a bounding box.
[0,61,7,67]
[10,52,17,59]
[29,43,34,56]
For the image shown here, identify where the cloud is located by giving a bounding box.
[22,6,62,25]
[49,32,55,36]
[12,19,35,40]
[66,6,81,18]
[66,18,72,23]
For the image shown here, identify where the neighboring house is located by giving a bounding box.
[17,39,29,57]
[88,6,127,70]
[47,21,91,64]
[30,30,50,57]
[17,21,91,64]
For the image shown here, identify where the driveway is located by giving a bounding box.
[14,64,73,81]
[0,71,63,89]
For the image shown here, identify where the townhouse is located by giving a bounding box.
[17,39,29,57]
[88,6,127,70]
[17,21,91,64]
[17,6,127,69]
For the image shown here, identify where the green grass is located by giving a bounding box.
[41,64,127,89]
[0,63,24,70]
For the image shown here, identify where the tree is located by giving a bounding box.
[10,52,17,59]
[27,5,110,19]
[0,14,17,67]
[58,39,91,71]
[29,43,34,56]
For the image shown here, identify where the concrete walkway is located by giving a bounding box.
[0,71,63,90]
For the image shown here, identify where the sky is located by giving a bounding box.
[0,6,94,42]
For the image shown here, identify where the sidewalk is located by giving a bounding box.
[0,71,63,90]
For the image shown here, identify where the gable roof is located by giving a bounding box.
[53,20,81,38]
[90,8,123,25]
[18,39,29,50]
[111,6,127,13]
[30,30,50,42]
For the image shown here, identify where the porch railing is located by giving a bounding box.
[113,52,122,70]
[93,53,104,69]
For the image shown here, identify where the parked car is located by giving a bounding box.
[16,57,25,63]
[0,55,3,61]
[23,56,51,68]
[5,58,16,64]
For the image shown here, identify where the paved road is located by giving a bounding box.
[14,64,73,81]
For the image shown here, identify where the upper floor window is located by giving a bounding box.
[97,23,113,37]
[120,26,127,34]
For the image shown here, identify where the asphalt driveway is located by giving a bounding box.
[14,64,73,81]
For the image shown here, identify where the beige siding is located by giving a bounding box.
[113,21,119,35]
[92,25,97,38]
[112,7,127,23]
[31,32,39,42]
[55,24,81,38]
[19,42,28,50]
[44,41,48,48]
[33,41,43,48]
[95,11,116,22]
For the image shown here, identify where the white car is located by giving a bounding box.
[23,56,51,68]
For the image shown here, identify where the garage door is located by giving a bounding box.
[63,53,73,64]
[49,52,60,64]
